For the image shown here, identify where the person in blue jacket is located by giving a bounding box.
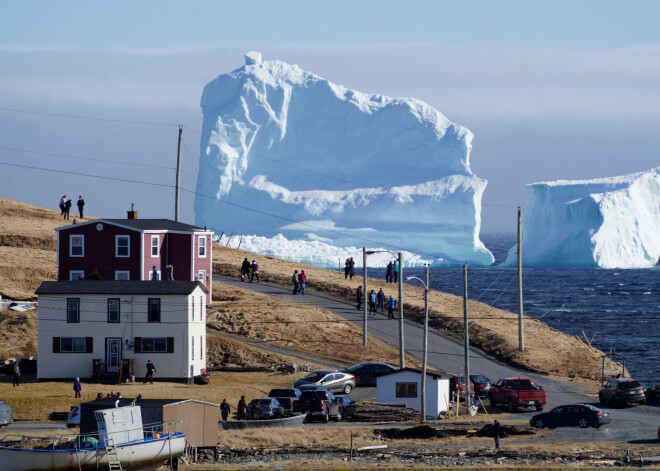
[376,288,385,312]
[387,295,396,319]
[368,289,377,316]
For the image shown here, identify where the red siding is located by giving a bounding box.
[193,234,212,304]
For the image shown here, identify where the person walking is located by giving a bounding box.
[220,398,231,421]
[376,288,385,312]
[250,260,259,283]
[12,361,20,387]
[241,258,250,282]
[392,261,399,283]
[63,198,72,220]
[349,258,355,279]
[344,258,350,279]
[237,395,247,420]
[387,295,396,319]
[77,196,85,219]
[59,195,66,216]
[356,286,362,311]
[493,420,502,450]
[368,289,377,316]
[386,262,393,283]
[74,377,82,398]
[292,270,300,294]
[144,359,156,384]
[298,269,306,294]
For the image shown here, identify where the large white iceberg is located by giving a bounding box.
[505,167,660,268]
[195,52,493,266]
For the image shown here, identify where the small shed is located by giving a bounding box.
[376,367,451,417]
[80,398,219,448]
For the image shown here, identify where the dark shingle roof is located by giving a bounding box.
[378,367,450,379]
[35,280,207,295]
[103,219,207,232]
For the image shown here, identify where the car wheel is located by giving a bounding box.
[344,384,353,394]
[322,410,329,423]
[507,399,515,413]
[533,418,545,429]
[535,405,544,411]
[578,418,589,428]
[335,408,342,422]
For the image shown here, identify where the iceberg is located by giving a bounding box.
[195,52,493,266]
[505,168,660,268]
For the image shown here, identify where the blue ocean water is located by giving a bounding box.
[373,234,660,386]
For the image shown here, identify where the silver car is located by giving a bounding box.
[293,370,356,394]
[0,400,13,428]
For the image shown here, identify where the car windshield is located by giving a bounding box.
[455,376,465,385]
[258,399,272,405]
[619,380,641,389]
[471,375,488,382]
[303,372,328,382]
[269,389,295,397]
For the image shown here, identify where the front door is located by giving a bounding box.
[106,338,122,373]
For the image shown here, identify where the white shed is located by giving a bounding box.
[376,367,451,417]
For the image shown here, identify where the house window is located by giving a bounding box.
[197,270,206,285]
[396,382,418,398]
[151,236,159,257]
[67,298,80,323]
[115,271,130,280]
[200,296,204,321]
[148,298,160,323]
[141,337,168,353]
[69,270,84,281]
[70,235,84,257]
[115,235,130,257]
[58,337,90,353]
[107,298,120,323]
[191,297,195,321]
[192,336,194,359]
[200,335,203,360]
[198,236,206,257]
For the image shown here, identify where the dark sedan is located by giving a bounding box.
[247,398,285,420]
[335,396,357,419]
[0,400,12,428]
[341,362,397,387]
[470,374,494,398]
[530,403,611,429]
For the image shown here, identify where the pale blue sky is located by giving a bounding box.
[1,1,659,237]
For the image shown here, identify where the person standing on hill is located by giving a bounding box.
[392,261,399,283]
[344,258,350,279]
[77,196,85,219]
[220,399,231,421]
[368,289,377,316]
[59,195,66,216]
[241,258,250,281]
[237,395,247,420]
[12,361,20,387]
[250,260,259,282]
[349,258,355,279]
[63,198,72,220]
[386,262,393,283]
[376,288,385,312]
[387,295,396,319]
[144,359,156,384]
[74,377,82,398]
[356,286,362,310]
[292,270,300,294]
[298,269,306,294]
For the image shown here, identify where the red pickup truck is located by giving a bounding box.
[293,389,342,422]
[488,378,546,412]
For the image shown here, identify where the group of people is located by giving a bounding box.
[344,257,355,279]
[240,258,260,283]
[356,286,397,318]
[220,395,248,421]
[291,269,307,294]
[59,195,85,220]
[385,260,399,283]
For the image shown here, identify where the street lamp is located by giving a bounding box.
[361,249,405,368]
[406,264,429,423]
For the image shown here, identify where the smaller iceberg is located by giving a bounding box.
[505,167,660,268]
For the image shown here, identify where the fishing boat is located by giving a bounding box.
[0,404,185,471]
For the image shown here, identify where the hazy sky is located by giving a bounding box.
[1,0,659,235]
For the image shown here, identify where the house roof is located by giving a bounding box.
[55,218,210,233]
[35,280,208,295]
[378,367,451,380]
[81,398,219,408]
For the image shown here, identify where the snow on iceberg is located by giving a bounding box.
[195,52,494,266]
[505,167,660,268]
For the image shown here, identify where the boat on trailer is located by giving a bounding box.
[0,404,185,471]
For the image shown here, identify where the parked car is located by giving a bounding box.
[0,400,13,428]
[247,398,285,420]
[470,374,494,398]
[449,374,475,402]
[335,396,357,419]
[66,406,81,428]
[530,403,611,429]
[341,362,397,387]
[293,370,356,394]
[293,389,342,422]
[297,384,331,392]
[267,388,301,412]
[599,377,646,407]
[489,377,546,412]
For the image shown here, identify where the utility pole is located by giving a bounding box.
[421,264,429,422]
[463,262,470,409]
[398,252,404,369]
[517,207,524,352]
[174,125,183,222]
[362,247,368,347]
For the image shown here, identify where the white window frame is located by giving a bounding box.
[141,337,167,353]
[200,335,203,360]
[198,236,206,257]
[70,235,84,257]
[115,271,130,280]
[192,336,195,359]
[115,235,130,257]
[197,270,206,285]
[69,270,84,281]
[191,297,195,321]
[151,235,159,257]
[60,337,87,353]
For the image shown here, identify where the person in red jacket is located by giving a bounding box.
[298,270,306,294]
[250,260,260,283]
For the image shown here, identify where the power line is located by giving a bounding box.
[0,106,179,128]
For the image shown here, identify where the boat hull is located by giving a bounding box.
[0,435,186,471]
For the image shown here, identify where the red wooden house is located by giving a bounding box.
[56,212,214,304]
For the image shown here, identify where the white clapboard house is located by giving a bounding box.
[35,280,208,381]
[376,367,451,417]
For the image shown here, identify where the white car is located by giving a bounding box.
[66,406,81,428]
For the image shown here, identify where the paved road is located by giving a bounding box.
[219,277,660,440]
